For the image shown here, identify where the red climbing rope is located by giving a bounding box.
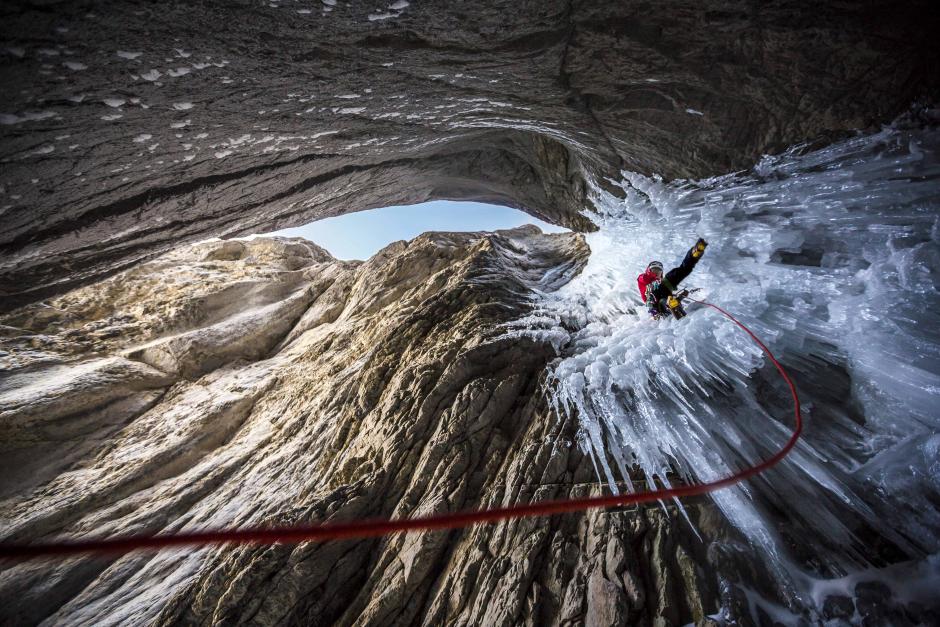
[0,299,801,561]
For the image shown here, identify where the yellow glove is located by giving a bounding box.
[667,295,680,309]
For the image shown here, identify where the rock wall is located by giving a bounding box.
[2,1,938,309]
[2,3,939,624]
[1,231,760,626]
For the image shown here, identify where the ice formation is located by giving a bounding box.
[522,108,940,613]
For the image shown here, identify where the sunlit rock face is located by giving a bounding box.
[0,230,746,626]
[1,1,938,309]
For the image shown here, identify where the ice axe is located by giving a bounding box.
[666,287,702,319]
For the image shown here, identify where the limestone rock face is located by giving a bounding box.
[1,1,938,308]
[0,231,755,626]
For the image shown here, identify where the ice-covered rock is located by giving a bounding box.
[518,108,940,619]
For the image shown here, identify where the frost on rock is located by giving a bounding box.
[517,109,940,614]
[0,111,57,125]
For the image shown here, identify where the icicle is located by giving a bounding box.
[509,107,940,616]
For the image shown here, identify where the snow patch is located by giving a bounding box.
[117,51,143,60]
[0,111,57,125]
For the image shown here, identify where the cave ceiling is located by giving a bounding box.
[1,0,937,310]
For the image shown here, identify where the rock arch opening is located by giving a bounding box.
[251,200,569,261]
[0,128,597,312]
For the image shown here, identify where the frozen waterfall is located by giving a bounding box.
[518,106,940,617]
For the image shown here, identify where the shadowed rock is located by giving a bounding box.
[1,1,938,309]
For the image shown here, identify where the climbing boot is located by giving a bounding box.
[691,238,708,258]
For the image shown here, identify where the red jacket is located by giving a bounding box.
[637,270,659,302]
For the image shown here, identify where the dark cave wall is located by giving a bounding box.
[1,0,937,309]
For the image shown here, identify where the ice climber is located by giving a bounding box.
[637,238,708,319]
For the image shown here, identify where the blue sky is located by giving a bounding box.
[259,200,568,260]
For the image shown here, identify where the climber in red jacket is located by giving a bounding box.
[637,238,707,318]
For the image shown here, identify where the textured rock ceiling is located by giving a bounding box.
[1,0,938,309]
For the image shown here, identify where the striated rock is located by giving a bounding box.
[1,1,938,308]
[0,231,755,625]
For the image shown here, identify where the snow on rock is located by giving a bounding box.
[0,111,57,125]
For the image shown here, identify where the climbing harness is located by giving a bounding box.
[0,298,801,561]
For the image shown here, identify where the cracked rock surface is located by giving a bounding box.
[1,1,938,308]
[1,231,757,626]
